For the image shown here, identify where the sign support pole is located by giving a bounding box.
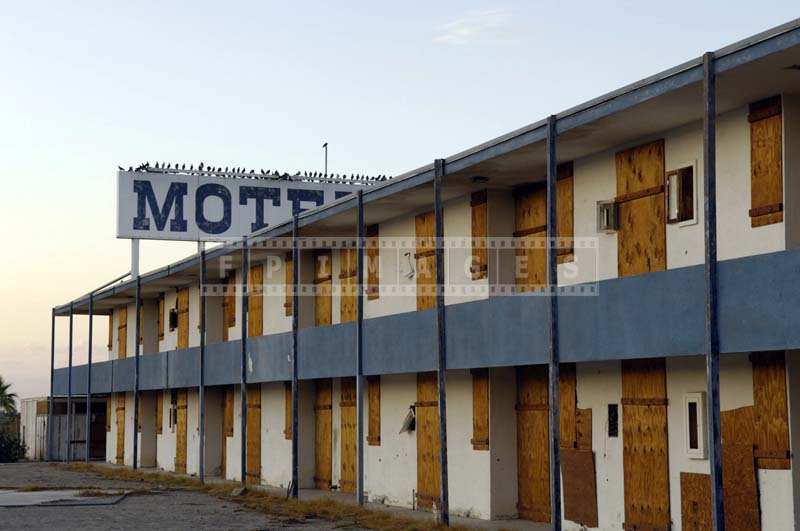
[291,215,300,499]
[85,293,93,463]
[66,302,74,463]
[48,309,55,461]
[133,277,141,469]
[356,190,365,506]
[240,237,249,485]
[199,248,207,483]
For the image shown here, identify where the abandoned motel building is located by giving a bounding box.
[46,19,800,530]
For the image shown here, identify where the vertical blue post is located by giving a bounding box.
[356,190,365,505]
[133,277,141,469]
[704,51,725,531]
[546,114,562,530]
[86,294,94,462]
[433,158,450,526]
[291,215,300,499]
[66,303,74,463]
[199,248,207,483]
[240,238,249,485]
[48,309,55,461]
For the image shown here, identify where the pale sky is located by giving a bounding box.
[1,1,797,403]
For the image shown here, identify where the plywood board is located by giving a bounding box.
[750,97,783,227]
[175,389,188,473]
[415,212,436,310]
[339,377,357,493]
[117,308,127,358]
[416,371,440,510]
[470,191,488,280]
[576,408,592,451]
[516,365,550,523]
[283,381,292,440]
[115,393,125,464]
[284,254,294,316]
[246,384,261,484]
[156,391,163,435]
[314,379,332,490]
[314,250,332,326]
[621,358,670,530]
[248,264,263,337]
[560,363,577,449]
[471,368,489,450]
[680,472,712,531]
[616,140,666,277]
[366,225,380,300]
[723,443,760,531]
[367,376,381,446]
[339,249,357,323]
[561,448,598,528]
[514,187,547,292]
[177,288,189,349]
[751,351,790,469]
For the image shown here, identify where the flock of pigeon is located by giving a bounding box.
[118,162,392,183]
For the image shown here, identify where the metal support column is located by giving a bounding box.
[433,158,450,525]
[356,190,365,506]
[546,114,562,531]
[47,309,55,461]
[66,302,74,463]
[85,293,94,463]
[291,215,300,499]
[240,238,249,485]
[199,248,207,483]
[704,51,725,531]
[133,276,141,469]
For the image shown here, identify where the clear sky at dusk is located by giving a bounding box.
[1,2,798,402]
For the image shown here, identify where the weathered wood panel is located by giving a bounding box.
[557,163,575,263]
[751,351,790,469]
[514,187,547,292]
[750,96,783,227]
[560,363,577,449]
[177,288,189,349]
[314,250,332,326]
[471,368,489,450]
[621,358,670,530]
[416,371,440,510]
[117,308,127,358]
[471,190,488,280]
[157,295,165,340]
[155,391,163,435]
[246,384,261,484]
[680,472,712,531]
[576,408,592,451]
[284,253,294,317]
[339,377,357,493]
[516,365,550,523]
[283,381,292,440]
[616,140,666,277]
[366,225,380,300]
[367,375,381,446]
[248,265,263,337]
[175,389,188,473]
[223,273,236,340]
[115,393,125,464]
[415,212,436,310]
[339,249,357,323]
[561,448,598,528]
[314,379,332,490]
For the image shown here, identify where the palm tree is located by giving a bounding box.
[0,376,18,414]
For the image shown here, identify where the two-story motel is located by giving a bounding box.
[49,18,800,530]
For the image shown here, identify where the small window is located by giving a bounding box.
[667,166,695,224]
[685,392,707,459]
[168,308,179,331]
[607,403,619,437]
[170,390,178,431]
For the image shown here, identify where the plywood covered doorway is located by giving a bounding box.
[115,393,125,464]
[621,358,670,530]
[314,379,333,490]
[246,384,261,484]
[416,371,440,510]
[516,366,550,522]
[175,389,188,474]
[177,288,189,349]
[339,377,357,493]
[315,250,332,326]
[415,212,436,310]
[616,140,666,277]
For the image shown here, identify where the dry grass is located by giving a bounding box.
[60,463,463,531]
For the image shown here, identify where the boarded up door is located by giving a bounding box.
[415,212,436,310]
[315,251,332,326]
[175,389,188,473]
[115,393,125,464]
[516,366,550,522]
[248,265,263,337]
[621,358,670,530]
[246,384,261,484]
[616,140,666,277]
[314,379,333,490]
[177,288,189,349]
[339,249,357,323]
[340,377,357,493]
[416,371,440,510]
[221,386,234,478]
[117,308,127,358]
[514,187,547,291]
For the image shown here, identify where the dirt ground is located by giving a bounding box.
[0,462,350,530]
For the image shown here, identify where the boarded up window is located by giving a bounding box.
[222,273,236,340]
[616,140,666,277]
[415,211,436,310]
[749,96,783,227]
[157,295,165,340]
[339,377,357,493]
[177,288,189,349]
[751,351,790,469]
[156,391,163,435]
[224,387,234,438]
[557,163,574,263]
[107,315,113,351]
[283,381,292,439]
[471,368,489,450]
[246,384,261,485]
[514,186,547,291]
[314,379,333,490]
[339,248,357,323]
[367,225,380,300]
[248,264,263,337]
[117,308,127,358]
[470,191,488,280]
[367,376,381,446]
[284,252,294,317]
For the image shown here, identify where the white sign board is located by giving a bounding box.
[116,171,359,241]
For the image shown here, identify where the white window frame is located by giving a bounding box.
[666,160,699,227]
[684,391,707,459]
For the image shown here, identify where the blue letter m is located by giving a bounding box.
[132,180,188,232]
